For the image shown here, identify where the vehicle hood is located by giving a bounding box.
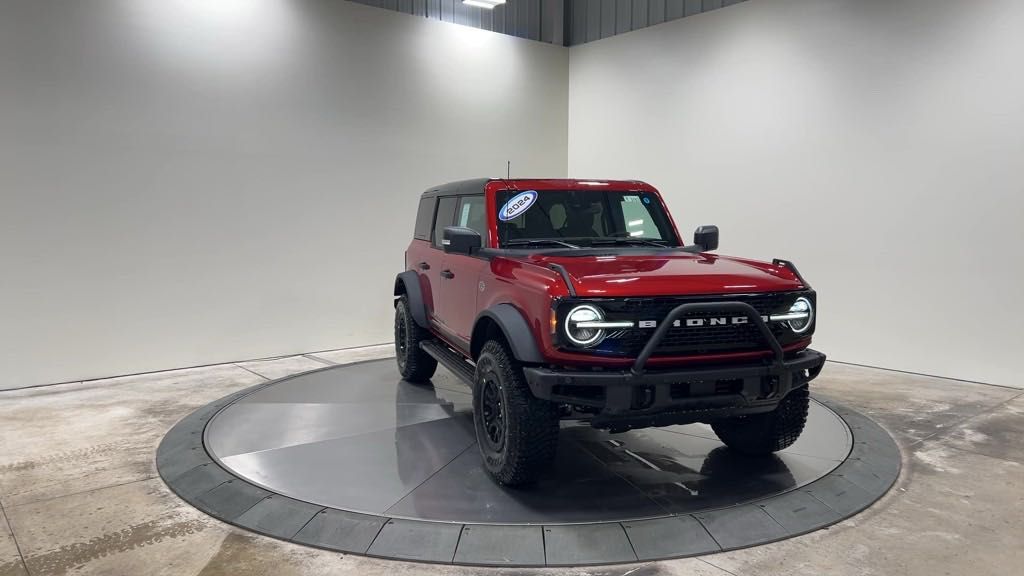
[526,251,805,297]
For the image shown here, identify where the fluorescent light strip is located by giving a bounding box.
[463,0,505,8]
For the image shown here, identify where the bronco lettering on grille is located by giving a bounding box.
[638,315,770,328]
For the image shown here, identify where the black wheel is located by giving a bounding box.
[394,295,437,382]
[711,385,811,455]
[473,340,559,486]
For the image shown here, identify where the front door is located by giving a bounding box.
[439,194,488,345]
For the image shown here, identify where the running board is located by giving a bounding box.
[420,340,476,385]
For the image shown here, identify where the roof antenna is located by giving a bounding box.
[506,160,510,179]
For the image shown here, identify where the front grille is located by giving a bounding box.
[611,320,782,354]
[565,292,812,358]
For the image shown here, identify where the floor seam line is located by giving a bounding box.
[757,503,791,532]
[380,442,478,517]
[363,515,390,554]
[692,515,724,552]
[301,354,336,366]
[931,442,1024,465]
[0,343,395,393]
[233,364,272,381]
[216,416,462,460]
[826,359,1020,391]
[907,391,1024,448]
[618,523,642,562]
[303,351,395,366]
[0,498,32,576]
[302,353,334,365]
[450,524,465,563]
[233,493,270,522]
[305,342,393,356]
[698,557,742,576]
[802,488,843,517]
[288,507,327,541]
[541,522,547,565]
[693,515,726,552]
[4,475,160,509]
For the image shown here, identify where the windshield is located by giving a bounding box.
[496,189,680,248]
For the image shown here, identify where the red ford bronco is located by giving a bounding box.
[394,179,825,486]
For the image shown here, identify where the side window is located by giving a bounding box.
[456,195,487,243]
[413,197,435,240]
[432,197,458,247]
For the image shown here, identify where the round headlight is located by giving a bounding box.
[565,305,606,347]
[787,297,814,333]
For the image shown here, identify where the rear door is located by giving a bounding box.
[407,196,441,319]
[429,196,459,331]
[439,194,489,344]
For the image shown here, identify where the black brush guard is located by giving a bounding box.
[523,302,826,429]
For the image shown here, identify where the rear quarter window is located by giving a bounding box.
[433,197,458,246]
[413,197,434,240]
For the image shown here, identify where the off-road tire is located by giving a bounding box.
[394,295,437,382]
[473,340,560,486]
[711,384,810,455]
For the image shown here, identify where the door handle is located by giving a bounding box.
[440,270,455,279]
[417,261,430,270]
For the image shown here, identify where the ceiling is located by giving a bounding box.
[348,0,748,46]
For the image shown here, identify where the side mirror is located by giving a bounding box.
[693,225,719,252]
[443,226,482,255]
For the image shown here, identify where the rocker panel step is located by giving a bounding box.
[420,340,476,385]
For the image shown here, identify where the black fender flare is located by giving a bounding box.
[394,271,428,328]
[471,304,545,364]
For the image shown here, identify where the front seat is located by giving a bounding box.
[560,203,599,239]
[512,207,556,239]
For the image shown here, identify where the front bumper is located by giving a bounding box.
[525,300,826,430]
[524,349,825,428]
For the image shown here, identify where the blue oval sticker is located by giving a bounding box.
[498,190,538,222]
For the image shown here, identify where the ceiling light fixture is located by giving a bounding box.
[463,0,506,9]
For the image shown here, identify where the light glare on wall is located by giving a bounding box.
[126,0,297,74]
[463,0,506,9]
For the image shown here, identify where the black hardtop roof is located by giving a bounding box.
[419,178,493,198]
[419,178,651,198]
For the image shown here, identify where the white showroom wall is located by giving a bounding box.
[569,0,1024,387]
[0,0,568,389]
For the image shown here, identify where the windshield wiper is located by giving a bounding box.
[505,238,581,249]
[590,238,669,248]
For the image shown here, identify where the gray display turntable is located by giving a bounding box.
[157,359,899,567]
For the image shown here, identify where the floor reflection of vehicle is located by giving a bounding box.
[566,428,798,513]
[394,375,474,492]
[391,372,803,522]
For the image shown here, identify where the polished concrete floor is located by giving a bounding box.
[1,344,1021,576]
